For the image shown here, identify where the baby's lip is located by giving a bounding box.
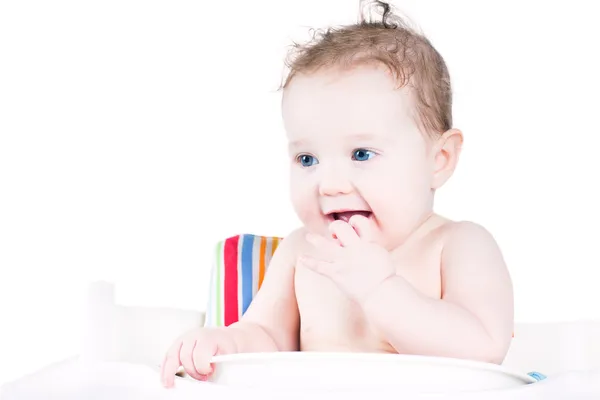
[324,208,372,215]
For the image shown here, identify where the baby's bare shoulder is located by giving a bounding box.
[437,219,508,279]
[438,220,498,247]
[438,219,486,233]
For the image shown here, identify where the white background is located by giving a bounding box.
[1,0,599,387]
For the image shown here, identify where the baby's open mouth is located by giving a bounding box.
[329,211,372,223]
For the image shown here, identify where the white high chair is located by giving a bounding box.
[78,230,600,379]
[2,233,600,399]
[82,281,600,377]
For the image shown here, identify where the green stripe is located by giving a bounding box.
[215,240,223,326]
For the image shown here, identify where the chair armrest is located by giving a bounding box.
[82,281,205,368]
[503,320,600,376]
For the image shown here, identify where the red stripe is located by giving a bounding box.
[223,235,239,326]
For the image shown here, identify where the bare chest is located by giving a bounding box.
[293,241,442,351]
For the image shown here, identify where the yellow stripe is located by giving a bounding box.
[258,236,267,289]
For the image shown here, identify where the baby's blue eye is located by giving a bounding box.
[298,154,318,167]
[352,148,375,161]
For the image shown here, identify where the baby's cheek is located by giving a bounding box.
[289,175,325,231]
[290,193,315,222]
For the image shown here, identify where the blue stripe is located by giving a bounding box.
[241,234,255,315]
[527,371,547,381]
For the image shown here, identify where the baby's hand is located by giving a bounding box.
[160,327,237,388]
[297,215,396,304]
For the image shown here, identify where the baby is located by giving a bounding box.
[161,0,514,388]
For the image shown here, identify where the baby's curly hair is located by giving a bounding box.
[281,0,452,138]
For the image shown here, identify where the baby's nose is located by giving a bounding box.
[318,168,352,196]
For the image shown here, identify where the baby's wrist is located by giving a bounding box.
[359,273,397,309]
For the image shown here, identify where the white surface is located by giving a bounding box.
[1,358,599,400]
[209,352,535,393]
[0,359,244,400]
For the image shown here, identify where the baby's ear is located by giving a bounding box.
[431,128,463,189]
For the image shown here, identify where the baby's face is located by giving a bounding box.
[282,65,436,250]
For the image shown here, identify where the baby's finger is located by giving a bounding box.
[180,340,204,381]
[298,255,335,276]
[349,214,376,243]
[329,220,360,247]
[192,339,218,376]
[306,232,339,254]
[161,341,183,388]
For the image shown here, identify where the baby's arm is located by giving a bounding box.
[362,222,513,364]
[224,228,302,352]
[161,230,301,387]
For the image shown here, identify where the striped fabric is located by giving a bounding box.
[204,234,283,327]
